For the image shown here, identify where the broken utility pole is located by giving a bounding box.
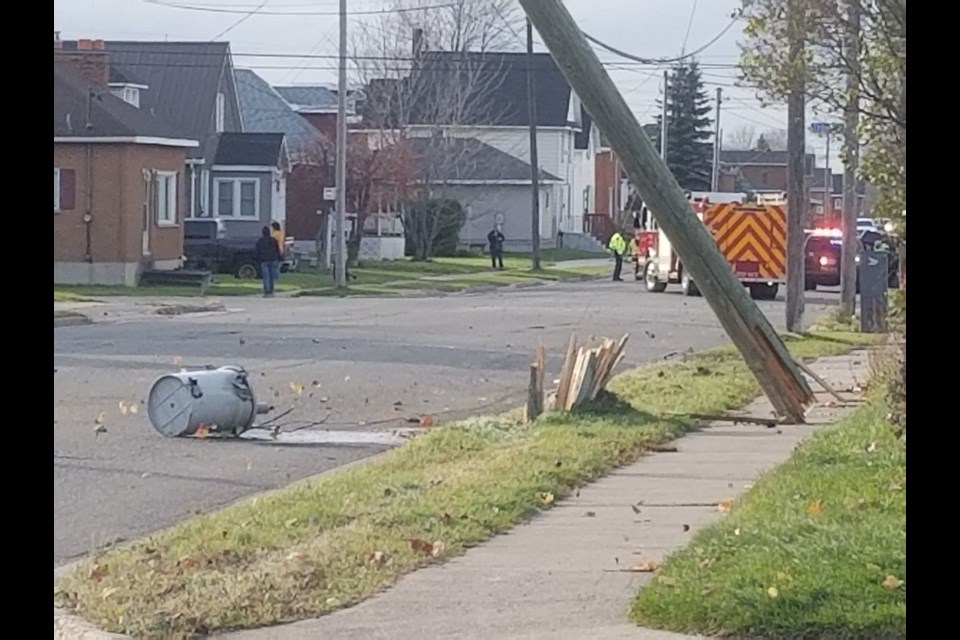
[519,0,814,422]
[527,17,542,271]
[840,0,862,318]
[785,0,807,332]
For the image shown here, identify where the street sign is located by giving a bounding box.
[810,122,843,135]
[323,187,337,201]
[859,250,888,333]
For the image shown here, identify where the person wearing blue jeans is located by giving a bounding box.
[255,225,282,297]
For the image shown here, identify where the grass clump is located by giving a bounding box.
[55,331,876,638]
[629,390,906,639]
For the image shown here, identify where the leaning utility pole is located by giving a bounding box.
[660,69,669,161]
[527,17,542,270]
[334,0,348,288]
[519,0,814,422]
[840,0,862,317]
[785,0,806,333]
[711,87,722,192]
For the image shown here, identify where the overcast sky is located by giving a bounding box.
[53,0,840,169]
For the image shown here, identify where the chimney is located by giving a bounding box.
[55,37,109,87]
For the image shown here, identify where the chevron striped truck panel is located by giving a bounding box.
[703,203,787,283]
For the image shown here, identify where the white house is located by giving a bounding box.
[358,50,599,250]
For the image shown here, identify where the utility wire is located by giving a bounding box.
[210,0,268,41]
[144,0,467,16]
[681,0,699,56]
[583,13,740,65]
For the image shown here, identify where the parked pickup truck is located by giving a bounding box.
[183,219,295,279]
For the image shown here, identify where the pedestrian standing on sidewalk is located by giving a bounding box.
[608,229,626,281]
[255,225,282,297]
[488,224,505,270]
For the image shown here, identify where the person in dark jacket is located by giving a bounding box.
[255,225,282,297]
[487,224,506,270]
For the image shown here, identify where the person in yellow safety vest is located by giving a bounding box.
[608,230,627,282]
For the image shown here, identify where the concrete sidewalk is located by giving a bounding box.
[214,351,870,640]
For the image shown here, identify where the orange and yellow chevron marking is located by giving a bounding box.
[703,204,787,280]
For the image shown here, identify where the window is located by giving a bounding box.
[216,92,225,133]
[53,167,76,213]
[214,178,259,218]
[156,171,178,225]
[583,186,592,214]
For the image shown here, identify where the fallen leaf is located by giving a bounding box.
[344,375,351,382]
[420,415,436,428]
[290,382,304,396]
[172,356,183,366]
[95,412,106,425]
[368,551,391,567]
[698,558,714,569]
[882,575,902,589]
[538,491,555,505]
[286,551,307,562]
[867,441,879,452]
[631,504,641,514]
[409,538,433,554]
[441,512,453,525]
[312,380,321,388]
[657,575,678,586]
[431,541,445,557]
[734,528,741,536]
[89,563,109,581]
[284,518,299,528]
[630,560,659,572]
[717,498,734,513]
[682,524,690,532]
[99,587,118,600]
[358,421,367,426]
[554,458,562,468]
[177,556,197,570]
[93,424,107,435]
[118,401,129,415]
[584,511,596,518]
[194,424,210,439]
[129,404,138,415]
[807,499,824,515]
[767,586,779,598]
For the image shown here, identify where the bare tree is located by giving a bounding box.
[725,124,757,150]
[349,0,520,260]
[762,128,788,150]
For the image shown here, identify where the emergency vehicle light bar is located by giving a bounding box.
[805,228,842,238]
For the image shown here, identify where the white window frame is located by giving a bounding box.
[54,167,61,212]
[156,171,178,226]
[214,177,260,219]
[216,92,226,133]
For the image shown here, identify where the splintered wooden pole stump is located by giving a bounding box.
[520,0,814,422]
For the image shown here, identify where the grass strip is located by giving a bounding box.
[55,330,879,638]
[629,390,906,639]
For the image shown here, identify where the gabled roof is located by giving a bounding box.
[54,64,195,145]
[407,136,560,183]
[61,40,233,156]
[366,51,576,129]
[235,69,326,159]
[214,132,285,166]
[273,85,338,111]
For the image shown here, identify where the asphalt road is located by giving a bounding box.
[53,280,839,564]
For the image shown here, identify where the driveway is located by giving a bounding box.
[53,281,838,563]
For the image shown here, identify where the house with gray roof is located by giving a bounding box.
[53,46,199,286]
[58,39,291,240]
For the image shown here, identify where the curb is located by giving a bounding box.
[54,315,92,328]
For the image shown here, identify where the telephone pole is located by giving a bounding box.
[712,87,722,192]
[785,0,806,333]
[334,0,348,288]
[526,17,542,270]
[660,69,669,161]
[840,0,862,317]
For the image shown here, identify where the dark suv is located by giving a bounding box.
[183,219,294,279]
[804,229,899,291]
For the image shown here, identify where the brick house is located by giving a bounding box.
[716,149,815,194]
[54,47,198,286]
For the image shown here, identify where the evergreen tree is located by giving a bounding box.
[651,62,714,191]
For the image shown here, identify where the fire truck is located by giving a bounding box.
[636,198,788,300]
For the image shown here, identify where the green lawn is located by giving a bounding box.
[53,257,606,299]
[629,391,906,639]
[54,330,879,638]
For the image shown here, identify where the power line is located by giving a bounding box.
[143,0,466,16]
[583,13,740,65]
[680,0,699,56]
[209,0,267,41]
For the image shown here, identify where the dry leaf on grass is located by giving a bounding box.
[882,575,903,589]
[767,586,779,598]
[177,556,198,570]
[807,499,824,515]
[368,551,391,567]
[99,587,118,600]
[867,441,879,452]
[409,538,433,554]
[431,541,445,557]
[717,498,734,513]
[630,560,659,572]
[88,563,109,581]
[538,492,555,505]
